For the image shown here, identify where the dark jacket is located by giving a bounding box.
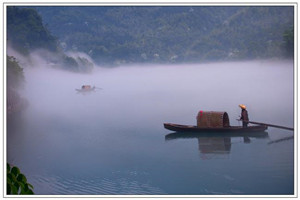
[240,109,249,126]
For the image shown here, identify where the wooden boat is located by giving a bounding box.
[164,123,268,133]
[165,130,269,141]
[164,111,268,136]
[164,111,268,133]
[76,85,96,93]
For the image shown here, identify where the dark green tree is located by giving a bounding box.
[7,6,58,54]
[7,56,24,89]
[283,26,294,57]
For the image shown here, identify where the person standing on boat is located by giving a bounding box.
[239,104,249,127]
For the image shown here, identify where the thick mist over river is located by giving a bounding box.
[7,60,294,195]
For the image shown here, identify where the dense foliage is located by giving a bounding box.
[7,6,94,72]
[8,6,294,65]
[283,26,294,57]
[7,163,34,195]
[31,6,294,64]
[7,6,58,54]
[6,56,29,115]
[7,56,24,89]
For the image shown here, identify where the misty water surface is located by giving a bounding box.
[7,60,294,195]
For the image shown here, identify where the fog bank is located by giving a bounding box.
[20,59,294,130]
[7,45,95,73]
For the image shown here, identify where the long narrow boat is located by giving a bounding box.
[165,130,269,141]
[164,123,268,133]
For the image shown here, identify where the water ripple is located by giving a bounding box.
[31,173,165,195]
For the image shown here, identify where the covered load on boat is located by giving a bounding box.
[82,85,92,90]
[197,111,230,128]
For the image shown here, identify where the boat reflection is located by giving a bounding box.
[165,131,269,159]
[198,137,231,159]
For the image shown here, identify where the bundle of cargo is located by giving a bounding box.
[82,85,92,90]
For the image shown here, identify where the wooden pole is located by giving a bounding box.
[245,120,294,131]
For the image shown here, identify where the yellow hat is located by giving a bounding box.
[239,104,246,109]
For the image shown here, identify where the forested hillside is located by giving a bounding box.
[7,7,58,54]
[7,56,28,115]
[9,6,294,65]
[7,7,94,72]
[32,6,294,64]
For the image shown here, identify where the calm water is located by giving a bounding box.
[7,60,294,195]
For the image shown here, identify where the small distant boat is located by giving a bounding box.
[164,111,268,134]
[76,85,96,93]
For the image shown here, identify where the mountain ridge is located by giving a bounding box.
[9,6,294,65]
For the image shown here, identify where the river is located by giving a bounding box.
[7,60,294,195]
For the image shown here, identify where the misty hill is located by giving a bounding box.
[32,6,293,64]
[7,7,94,72]
[7,7,58,54]
[8,6,294,66]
